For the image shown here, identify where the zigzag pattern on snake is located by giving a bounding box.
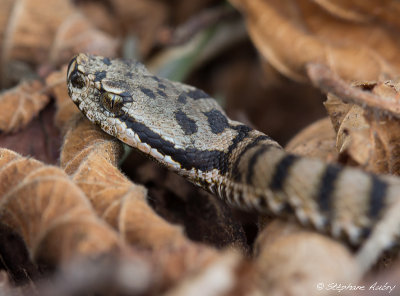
[66,53,400,264]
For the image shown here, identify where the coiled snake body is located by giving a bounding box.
[67,53,400,264]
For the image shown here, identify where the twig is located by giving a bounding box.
[306,62,400,118]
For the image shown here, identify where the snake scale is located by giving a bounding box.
[67,53,400,264]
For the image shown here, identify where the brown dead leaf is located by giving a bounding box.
[0,148,123,266]
[49,13,119,66]
[324,94,385,172]
[36,255,154,295]
[366,119,400,177]
[0,101,62,165]
[60,115,220,284]
[0,271,35,295]
[74,1,118,36]
[0,0,15,55]
[230,0,400,82]
[0,80,49,133]
[285,117,338,162]
[313,0,400,25]
[107,0,167,55]
[163,252,255,296]
[45,66,80,130]
[254,219,361,294]
[0,0,118,86]
[310,64,400,175]
[308,63,400,116]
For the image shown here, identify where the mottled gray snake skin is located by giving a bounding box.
[67,53,400,264]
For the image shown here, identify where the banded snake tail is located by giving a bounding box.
[66,53,400,267]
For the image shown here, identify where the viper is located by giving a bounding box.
[67,53,400,266]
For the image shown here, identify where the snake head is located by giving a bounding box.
[66,53,237,174]
[66,53,149,136]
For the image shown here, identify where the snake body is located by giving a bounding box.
[67,53,400,258]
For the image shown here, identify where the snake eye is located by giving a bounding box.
[70,71,86,89]
[101,92,124,115]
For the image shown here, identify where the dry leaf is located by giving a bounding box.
[0,271,35,296]
[0,148,123,266]
[0,102,62,165]
[73,2,118,36]
[0,0,15,58]
[313,0,400,25]
[230,0,400,82]
[45,66,80,130]
[308,63,400,116]
[49,13,119,66]
[254,220,361,295]
[163,252,255,296]
[311,66,400,175]
[285,117,338,162]
[0,0,118,86]
[108,0,168,55]
[60,115,220,284]
[36,255,154,296]
[324,94,382,171]
[0,80,49,133]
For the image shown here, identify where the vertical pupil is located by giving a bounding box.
[101,92,124,115]
[109,95,115,109]
[71,72,85,89]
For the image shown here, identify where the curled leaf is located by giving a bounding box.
[231,0,400,81]
[1,0,118,86]
[108,0,168,55]
[324,94,382,171]
[0,80,49,133]
[309,64,400,175]
[164,252,252,296]
[254,220,361,294]
[313,0,400,25]
[60,115,220,283]
[49,13,119,65]
[45,66,80,130]
[285,117,338,162]
[0,148,122,265]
